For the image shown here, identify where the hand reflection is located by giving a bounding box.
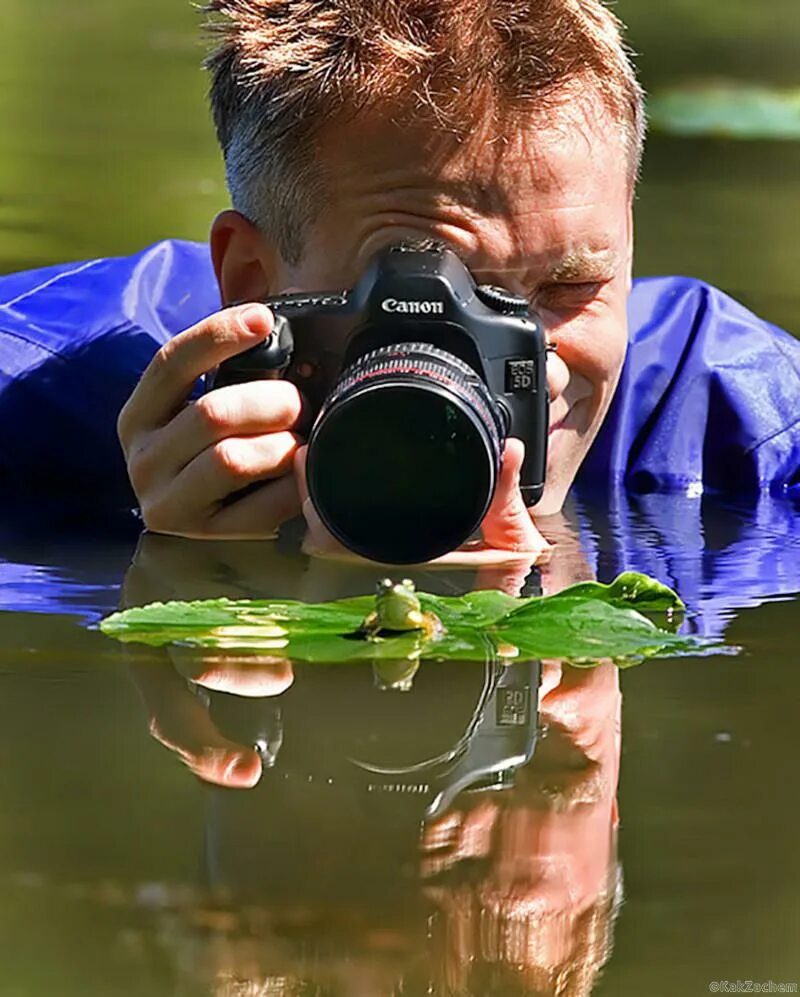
[122,533,297,789]
[120,506,596,805]
[129,650,293,789]
[113,515,622,994]
[420,660,621,995]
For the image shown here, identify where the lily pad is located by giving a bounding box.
[99,571,721,667]
[648,84,800,140]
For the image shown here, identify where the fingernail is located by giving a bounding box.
[238,303,272,337]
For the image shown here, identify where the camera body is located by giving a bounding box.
[214,244,549,562]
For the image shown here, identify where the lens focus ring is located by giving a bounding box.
[320,342,506,453]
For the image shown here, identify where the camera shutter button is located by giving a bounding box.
[475,284,530,315]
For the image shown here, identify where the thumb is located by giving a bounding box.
[481,438,550,553]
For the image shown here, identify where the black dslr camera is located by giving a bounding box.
[214,244,548,563]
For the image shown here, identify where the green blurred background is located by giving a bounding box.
[0,0,799,330]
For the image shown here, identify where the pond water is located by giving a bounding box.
[0,2,799,995]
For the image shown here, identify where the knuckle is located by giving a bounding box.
[127,451,151,496]
[211,307,246,344]
[212,438,251,479]
[139,496,177,535]
[125,437,161,494]
[149,339,177,376]
[196,308,252,351]
[194,393,235,435]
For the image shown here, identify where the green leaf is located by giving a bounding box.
[648,84,800,140]
[522,571,685,614]
[99,572,722,668]
[495,599,694,662]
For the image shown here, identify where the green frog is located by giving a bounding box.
[360,578,443,641]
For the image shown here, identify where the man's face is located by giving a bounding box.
[220,97,633,516]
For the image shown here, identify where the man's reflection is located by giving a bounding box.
[121,528,621,995]
[421,660,621,996]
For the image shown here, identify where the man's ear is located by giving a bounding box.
[210,210,282,305]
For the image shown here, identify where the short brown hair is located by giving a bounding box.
[205,0,644,265]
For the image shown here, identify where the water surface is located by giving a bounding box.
[0,2,799,994]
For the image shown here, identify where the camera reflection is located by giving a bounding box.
[122,529,620,996]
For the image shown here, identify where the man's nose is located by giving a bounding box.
[546,348,570,403]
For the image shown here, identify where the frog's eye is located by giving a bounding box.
[401,578,415,591]
[378,578,393,592]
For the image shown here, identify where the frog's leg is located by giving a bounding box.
[420,611,445,640]
[373,654,422,692]
[405,609,426,630]
[359,610,382,640]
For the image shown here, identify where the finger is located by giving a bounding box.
[129,658,263,788]
[169,647,295,698]
[130,379,304,494]
[141,432,301,535]
[542,658,621,713]
[175,430,300,504]
[118,303,273,450]
[206,466,301,538]
[420,811,464,879]
[481,438,551,553]
[143,471,300,540]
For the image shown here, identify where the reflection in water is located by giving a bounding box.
[119,531,622,996]
[0,497,797,991]
[129,654,621,996]
[420,661,621,997]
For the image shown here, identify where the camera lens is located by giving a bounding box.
[306,343,506,564]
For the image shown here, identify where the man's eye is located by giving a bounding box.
[535,282,604,309]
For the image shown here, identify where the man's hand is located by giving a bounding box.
[296,437,551,582]
[118,303,303,538]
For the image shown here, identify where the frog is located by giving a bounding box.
[359,578,443,641]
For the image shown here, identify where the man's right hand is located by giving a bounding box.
[117,303,304,538]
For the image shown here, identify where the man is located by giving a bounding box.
[1,0,798,560]
[117,0,643,556]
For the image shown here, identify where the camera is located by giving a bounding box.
[213,244,548,564]
[199,656,541,907]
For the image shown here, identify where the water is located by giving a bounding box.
[1,1,799,994]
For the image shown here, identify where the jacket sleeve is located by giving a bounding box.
[0,240,219,523]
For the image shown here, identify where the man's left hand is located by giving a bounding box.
[295,437,551,569]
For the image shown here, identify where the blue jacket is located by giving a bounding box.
[1,240,798,630]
